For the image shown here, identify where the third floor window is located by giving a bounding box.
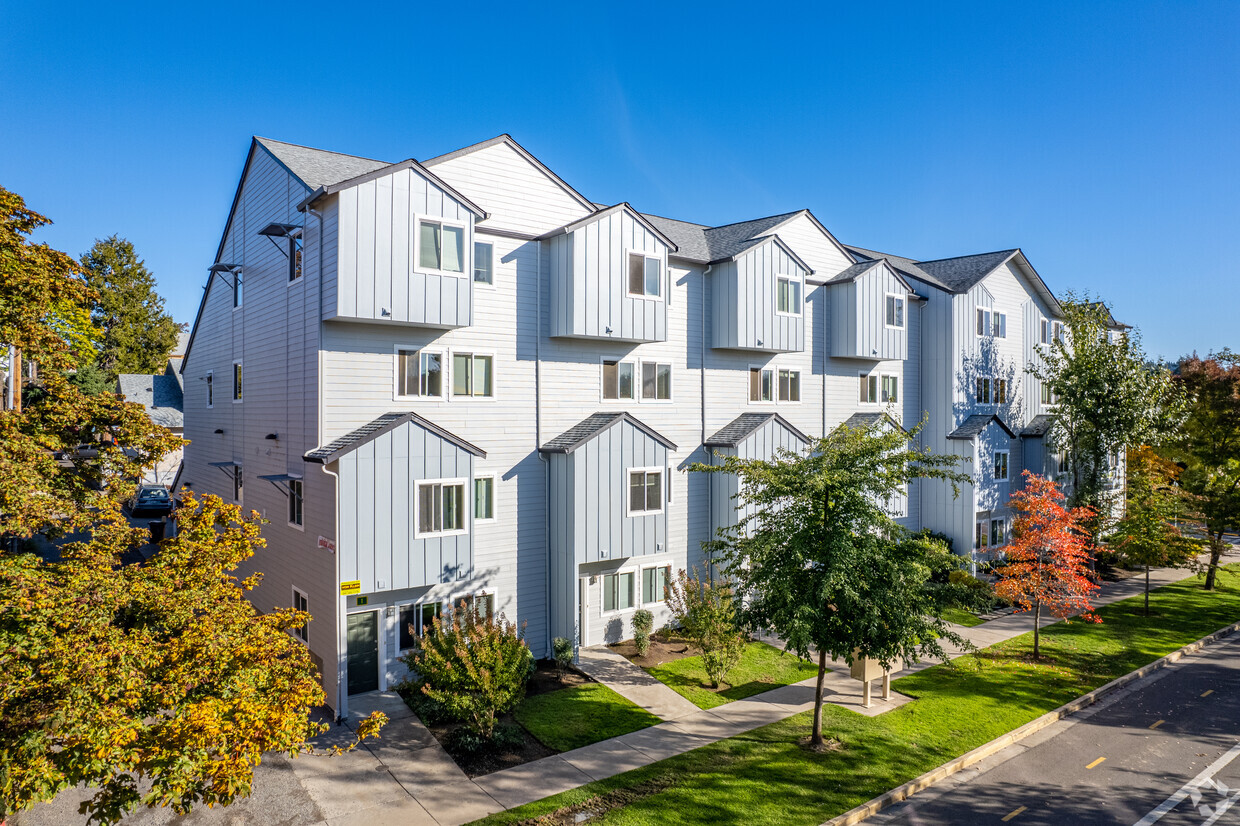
[628,251,662,299]
[776,274,802,315]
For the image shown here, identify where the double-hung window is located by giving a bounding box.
[292,588,309,642]
[976,377,991,404]
[642,565,671,604]
[474,476,494,521]
[397,348,444,398]
[885,294,905,328]
[452,353,493,397]
[641,362,671,401]
[860,373,878,403]
[994,451,1009,480]
[473,241,493,284]
[603,360,636,400]
[289,231,303,282]
[417,218,465,275]
[415,480,467,537]
[881,375,899,403]
[750,367,774,402]
[233,362,243,402]
[628,251,662,299]
[288,479,303,526]
[778,369,800,402]
[776,274,802,315]
[603,572,635,612]
[399,601,442,650]
[628,468,663,516]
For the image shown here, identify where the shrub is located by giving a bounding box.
[552,636,574,680]
[665,568,745,688]
[403,600,531,739]
[632,609,654,657]
[445,722,524,758]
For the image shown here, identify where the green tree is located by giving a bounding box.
[1166,351,1240,590]
[1030,295,1186,537]
[1106,446,1202,613]
[80,236,181,378]
[694,417,971,747]
[67,362,114,396]
[665,569,745,688]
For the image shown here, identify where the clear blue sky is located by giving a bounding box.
[2,1,1236,360]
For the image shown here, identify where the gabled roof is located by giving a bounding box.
[713,234,814,274]
[304,412,486,465]
[640,209,840,271]
[422,134,597,213]
[256,137,390,190]
[1086,301,1132,330]
[117,372,184,429]
[916,249,1020,293]
[298,157,487,219]
[837,411,909,435]
[947,413,1016,440]
[1021,414,1056,437]
[704,413,812,448]
[845,245,943,289]
[536,203,678,251]
[641,214,712,263]
[824,257,920,296]
[540,412,677,454]
[701,212,802,260]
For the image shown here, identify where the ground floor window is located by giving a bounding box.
[603,572,635,612]
[975,518,990,550]
[399,601,442,650]
[292,587,309,642]
[990,518,1006,546]
[642,565,670,604]
[467,592,494,621]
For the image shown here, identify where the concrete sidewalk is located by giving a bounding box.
[574,645,702,721]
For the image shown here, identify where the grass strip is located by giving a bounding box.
[939,606,986,627]
[644,641,820,709]
[515,683,660,752]
[474,568,1240,825]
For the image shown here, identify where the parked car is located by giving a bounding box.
[129,485,173,516]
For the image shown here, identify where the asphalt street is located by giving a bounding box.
[879,633,1240,826]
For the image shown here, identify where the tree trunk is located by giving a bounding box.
[1144,565,1150,616]
[1033,601,1041,658]
[1205,534,1223,590]
[811,649,827,746]
[11,347,20,413]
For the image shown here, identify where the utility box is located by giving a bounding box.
[850,652,889,682]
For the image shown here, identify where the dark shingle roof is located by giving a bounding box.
[824,259,883,285]
[1021,414,1055,437]
[948,414,1016,440]
[833,411,909,435]
[304,412,485,464]
[704,413,811,448]
[845,245,948,291]
[257,137,390,190]
[117,372,183,429]
[540,412,676,454]
[640,210,806,266]
[642,214,712,262]
[915,249,1019,293]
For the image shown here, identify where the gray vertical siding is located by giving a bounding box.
[711,240,807,352]
[548,209,669,342]
[708,419,809,537]
[336,420,475,594]
[328,167,474,328]
[829,263,909,360]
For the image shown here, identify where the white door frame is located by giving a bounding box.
[346,607,385,694]
[579,577,590,648]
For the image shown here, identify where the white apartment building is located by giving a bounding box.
[179,134,1110,716]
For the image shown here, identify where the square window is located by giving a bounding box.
[288,479,303,526]
[603,572,635,612]
[642,566,670,604]
[628,252,662,298]
[473,241,493,284]
[397,349,444,397]
[417,219,465,275]
[452,353,493,397]
[750,367,773,402]
[415,480,467,537]
[628,469,663,515]
[603,360,636,400]
[860,373,878,403]
[778,369,800,402]
[474,477,494,521]
[641,362,671,401]
[467,593,494,622]
[886,295,905,328]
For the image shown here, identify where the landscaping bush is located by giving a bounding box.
[402,600,531,739]
[632,609,654,657]
[666,568,745,688]
[552,636,574,681]
[445,722,524,758]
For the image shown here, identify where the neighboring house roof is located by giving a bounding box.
[1021,414,1056,437]
[117,371,184,429]
[421,133,597,213]
[256,137,390,190]
[1086,301,1132,330]
[303,412,486,464]
[704,412,812,448]
[170,331,190,359]
[838,411,908,435]
[540,412,677,454]
[947,413,1017,440]
[536,203,678,251]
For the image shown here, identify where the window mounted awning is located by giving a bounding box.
[208,460,241,480]
[258,222,301,238]
[257,472,303,494]
[208,263,242,273]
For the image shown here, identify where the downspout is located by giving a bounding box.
[321,462,346,722]
[308,205,326,448]
[536,239,551,657]
[700,264,712,584]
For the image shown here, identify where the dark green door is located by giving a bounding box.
[346,611,380,695]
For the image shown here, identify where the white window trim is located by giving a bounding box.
[291,585,309,645]
[288,230,304,286]
[473,239,495,289]
[747,364,774,405]
[205,370,213,409]
[638,562,673,606]
[627,466,665,517]
[975,515,991,550]
[976,376,994,406]
[413,214,470,279]
[880,373,899,404]
[473,474,497,523]
[600,568,639,616]
[993,450,1010,481]
[976,307,991,338]
[393,345,446,402]
[777,368,803,404]
[413,477,469,539]
[884,293,906,329]
[288,478,305,532]
[775,272,803,317]
[232,360,243,404]
[451,588,496,621]
[638,361,673,404]
[859,372,879,405]
[990,517,1007,546]
[600,357,638,404]
[232,465,244,505]
[625,248,665,302]
[449,349,497,401]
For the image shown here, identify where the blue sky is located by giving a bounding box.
[2,1,1235,360]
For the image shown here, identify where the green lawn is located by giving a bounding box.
[515,683,660,752]
[473,569,1240,825]
[645,641,820,710]
[939,606,986,627]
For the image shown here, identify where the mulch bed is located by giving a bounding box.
[408,659,594,778]
[609,633,701,669]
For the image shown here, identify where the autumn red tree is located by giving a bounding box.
[995,472,1100,658]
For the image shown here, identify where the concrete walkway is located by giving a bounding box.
[575,645,702,721]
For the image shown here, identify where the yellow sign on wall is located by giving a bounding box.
[340,580,362,596]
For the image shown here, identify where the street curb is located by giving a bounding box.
[823,618,1240,826]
